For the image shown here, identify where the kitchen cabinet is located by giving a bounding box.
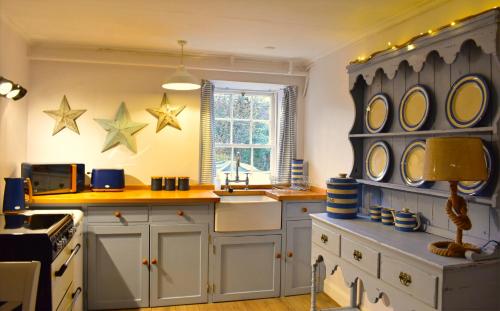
[212,235,281,302]
[150,224,209,307]
[87,225,149,310]
[284,219,312,296]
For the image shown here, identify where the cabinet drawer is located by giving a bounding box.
[286,202,325,219]
[380,255,438,308]
[311,223,340,256]
[87,206,148,223]
[151,204,210,223]
[340,237,379,277]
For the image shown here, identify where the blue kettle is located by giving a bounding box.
[3,177,33,212]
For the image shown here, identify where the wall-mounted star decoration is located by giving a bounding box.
[146,93,186,133]
[94,102,148,153]
[43,95,86,135]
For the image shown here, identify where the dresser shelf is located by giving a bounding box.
[357,179,496,208]
[349,126,494,138]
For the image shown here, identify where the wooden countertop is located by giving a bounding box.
[30,186,326,205]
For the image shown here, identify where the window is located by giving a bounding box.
[214,91,276,184]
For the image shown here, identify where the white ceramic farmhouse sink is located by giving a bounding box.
[215,195,282,232]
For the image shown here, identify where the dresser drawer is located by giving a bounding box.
[380,255,438,308]
[87,206,148,223]
[286,202,325,219]
[151,204,210,223]
[312,223,340,256]
[340,237,379,277]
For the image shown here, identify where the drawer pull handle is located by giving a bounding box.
[353,250,362,261]
[287,251,294,258]
[302,207,308,213]
[114,211,122,218]
[151,258,158,265]
[142,259,148,265]
[276,253,282,259]
[320,234,328,244]
[177,210,185,216]
[399,272,412,287]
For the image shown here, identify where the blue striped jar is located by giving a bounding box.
[369,205,382,222]
[381,208,395,225]
[291,159,304,188]
[326,174,359,219]
[392,208,421,232]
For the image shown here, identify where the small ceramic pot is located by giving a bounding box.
[391,208,421,232]
[164,177,176,191]
[151,176,163,191]
[381,208,395,225]
[177,177,190,191]
[369,205,382,222]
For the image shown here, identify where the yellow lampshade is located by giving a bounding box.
[423,137,487,181]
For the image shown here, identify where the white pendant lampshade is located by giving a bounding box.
[162,40,200,91]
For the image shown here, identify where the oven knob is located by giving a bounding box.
[56,240,65,251]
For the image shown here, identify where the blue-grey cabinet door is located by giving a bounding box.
[212,235,281,302]
[87,225,149,310]
[150,224,208,307]
[285,219,312,296]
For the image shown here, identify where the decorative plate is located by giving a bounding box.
[400,140,429,187]
[458,143,493,195]
[446,74,489,128]
[366,141,391,181]
[399,85,430,132]
[365,94,390,133]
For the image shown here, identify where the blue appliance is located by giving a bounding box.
[90,169,125,192]
[3,177,33,211]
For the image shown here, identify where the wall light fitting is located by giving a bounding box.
[0,76,27,100]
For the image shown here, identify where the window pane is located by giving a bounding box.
[252,122,269,144]
[252,96,271,120]
[253,148,271,171]
[232,121,250,144]
[214,94,231,118]
[215,120,230,144]
[234,148,251,172]
[233,95,251,119]
[215,147,232,172]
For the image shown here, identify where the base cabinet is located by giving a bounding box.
[150,224,209,307]
[87,225,150,310]
[212,235,281,302]
[284,219,312,296]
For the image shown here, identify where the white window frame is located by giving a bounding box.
[214,89,277,183]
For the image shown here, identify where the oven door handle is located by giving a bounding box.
[55,243,80,277]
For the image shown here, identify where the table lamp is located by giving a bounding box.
[423,137,488,258]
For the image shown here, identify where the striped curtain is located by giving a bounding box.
[199,80,215,184]
[277,86,298,183]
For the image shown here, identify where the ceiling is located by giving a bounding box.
[0,0,448,61]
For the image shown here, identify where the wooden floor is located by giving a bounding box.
[113,294,339,311]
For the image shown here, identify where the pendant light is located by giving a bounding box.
[162,40,201,91]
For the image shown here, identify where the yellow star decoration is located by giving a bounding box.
[94,102,148,153]
[146,93,186,133]
[43,95,86,135]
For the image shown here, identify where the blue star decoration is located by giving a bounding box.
[94,102,148,153]
[146,93,186,132]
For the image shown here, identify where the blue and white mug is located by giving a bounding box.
[381,208,395,225]
[369,205,382,222]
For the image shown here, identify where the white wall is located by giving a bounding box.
[0,18,29,203]
[26,55,305,185]
[303,1,499,309]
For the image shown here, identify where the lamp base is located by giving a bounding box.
[428,241,480,258]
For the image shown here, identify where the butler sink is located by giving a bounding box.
[215,195,282,232]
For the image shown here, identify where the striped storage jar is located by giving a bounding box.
[369,205,382,222]
[394,208,421,232]
[326,174,359,219]
[291,159,304,188]
[381,208,395,225]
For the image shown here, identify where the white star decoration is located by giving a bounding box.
[94,102,148,153]
[146,93,186,132]
[43,95,86,135]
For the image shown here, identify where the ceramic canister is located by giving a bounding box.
[392,208,421,232]
[326,174,359,219]
[369,205,382,222]
[291,159,304,187]
[381,208,395,225]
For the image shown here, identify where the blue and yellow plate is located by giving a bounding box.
[446,74,489,128]
[399,85,430,132]
[366,141,391,182]
[458,143,493,195]
[365,94,390,133]
[400,140,429,187]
